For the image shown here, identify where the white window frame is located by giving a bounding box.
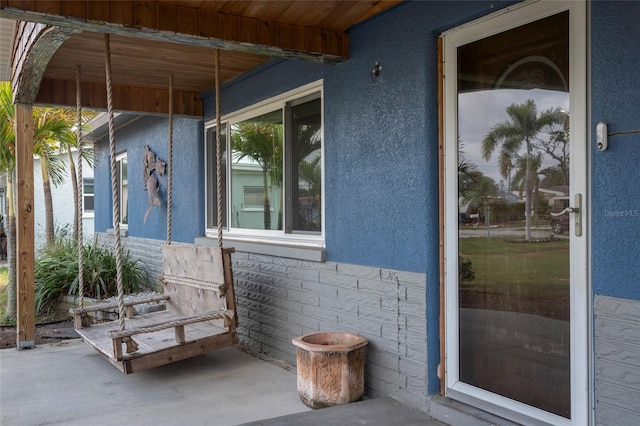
[442,1,588,425]
[82,177,95,218]
[204,80,325,251]
[115,152,128,229]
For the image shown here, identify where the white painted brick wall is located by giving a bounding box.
[94,234,429,407]
[594,295,640,426]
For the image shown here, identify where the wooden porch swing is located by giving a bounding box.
[69,35,237,374]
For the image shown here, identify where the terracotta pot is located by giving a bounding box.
[292,332,368,409]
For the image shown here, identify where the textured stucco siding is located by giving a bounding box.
[594,295,640,426]
[591,1,640,300]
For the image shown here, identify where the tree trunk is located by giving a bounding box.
[41,158,55,246]
[524,145,532,241]
[262,171,271,229]
[68,149,79,241]
[4,177,16,320]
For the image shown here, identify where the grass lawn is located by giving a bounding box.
[458,237,569,300]
[0,267,10,324]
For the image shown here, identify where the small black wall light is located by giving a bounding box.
[371,62,382,81]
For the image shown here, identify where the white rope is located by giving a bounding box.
[76,64,85,309]
[104,34,127,334]
[215,49,223,248]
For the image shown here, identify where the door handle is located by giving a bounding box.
[574,194,582,237]
[550,194,582,236]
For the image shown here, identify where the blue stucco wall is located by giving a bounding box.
[94,115,204,243]
[204,1,506,273]
[202,1,511,395]
[591,1,640,300]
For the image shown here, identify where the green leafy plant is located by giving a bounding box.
[35,237,148,314]
[458,256,475,283]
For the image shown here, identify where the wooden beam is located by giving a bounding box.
[36,78,203,117]
[0,2,349,63]
[14,103,36,350]
[437,37,445,395]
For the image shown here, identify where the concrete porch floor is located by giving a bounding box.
[0,339,447,425]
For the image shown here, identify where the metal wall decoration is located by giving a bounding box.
[143,145,166,223]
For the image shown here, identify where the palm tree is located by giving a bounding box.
[57,116,95,242]
[0,82,18,320]
[0,82,81,319]
[539,112,570,186]
[481,99,565,240]
[32,108,72,246]
[231,121,283,230]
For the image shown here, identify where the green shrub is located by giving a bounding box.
[458,256,475,283]
[35,237,148,314]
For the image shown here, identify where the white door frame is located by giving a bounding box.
[441,1,588,424]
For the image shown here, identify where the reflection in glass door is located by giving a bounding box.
[458,12,571,417]
[443,2,587,424]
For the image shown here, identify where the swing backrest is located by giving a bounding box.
[161,245,235,320]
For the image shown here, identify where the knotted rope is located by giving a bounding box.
[104,33,137,353]
[75,64,85,310]
[166,74,173,245]
[215,49,223,248]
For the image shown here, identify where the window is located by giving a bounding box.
[82,178,94,215]
[243,186,265,210]
[205,82,323,244]
[116,153,128,226]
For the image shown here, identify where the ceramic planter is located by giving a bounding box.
[292,332,368,409]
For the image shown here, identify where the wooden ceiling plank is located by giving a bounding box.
[7,1,34,11]
[134,0,156,29]
[154,88,169,114]
[36,0,62,16]
[256,19,275,50]
[238,16,258,44]
[216,1,250,16]
[293,25,310,53]
[59,0,87,19]
[275,22,295,51]
[238,1,271,19]
[308,27,325,56]
[110,0,133,27]
[354,1,402,26]
[36,79,201,117]
[115,84,131,111]
[325,30,341,58]
[219,13,238,41]
[176,5,197,36]
[130,85,146,113]
[198,9,219,39]
[313,1,361,32]
[156,2,177,33]
[87,0,111,22]
[89,80,107,110]
[256,1,294,20]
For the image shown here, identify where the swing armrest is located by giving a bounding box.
[70,294,171,328]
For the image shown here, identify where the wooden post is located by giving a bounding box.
[175,325,185,344]
[15,103,36,350]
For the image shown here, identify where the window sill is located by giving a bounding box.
[106,227,129,237]
[194,235,326,262]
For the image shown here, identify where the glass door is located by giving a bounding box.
[443,2,587,425]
